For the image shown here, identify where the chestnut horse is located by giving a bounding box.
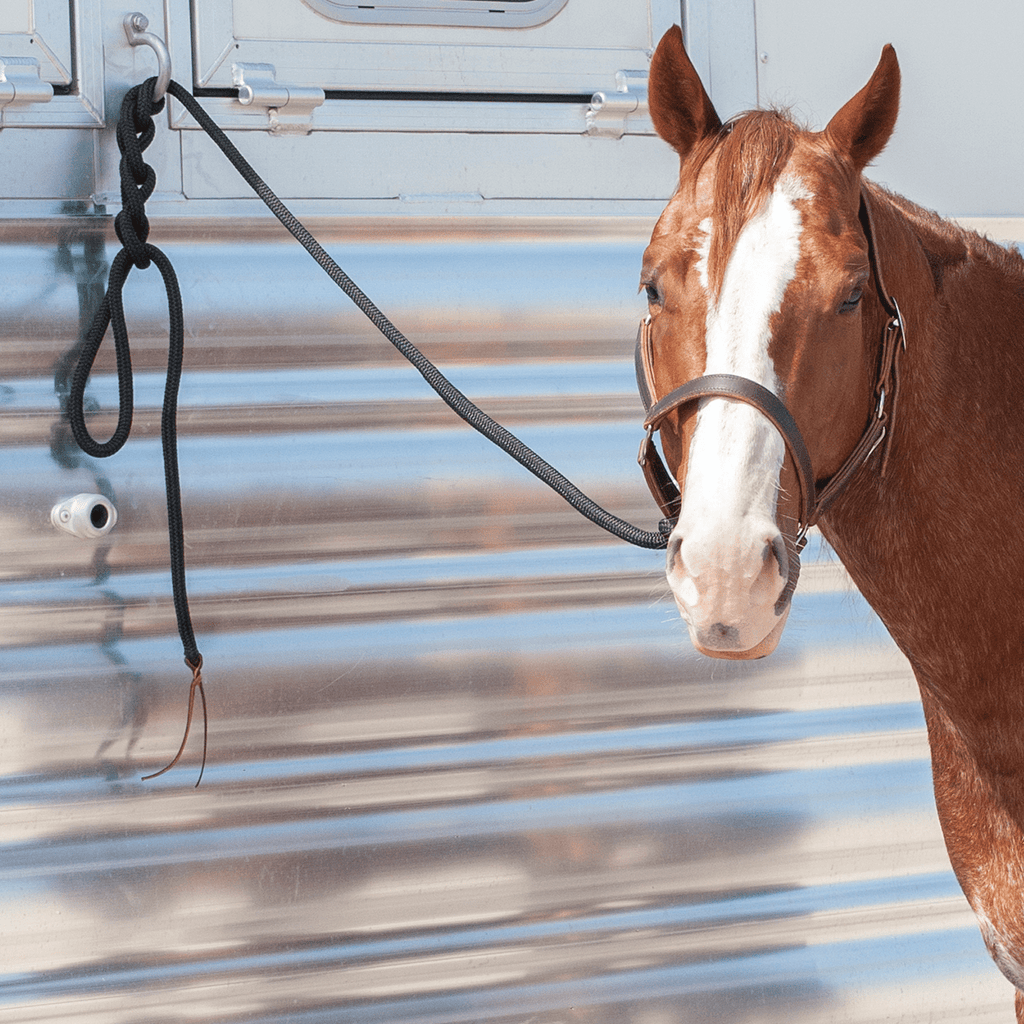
[640,25,1024,1019]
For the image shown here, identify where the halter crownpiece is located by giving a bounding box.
[635,185,906,546]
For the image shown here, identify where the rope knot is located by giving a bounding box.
[69,75,205,785]
[113,80,163,269]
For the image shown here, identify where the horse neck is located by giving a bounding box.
[822,184,1024,694]
[821,188,1024,979]
[815,185,1024,883]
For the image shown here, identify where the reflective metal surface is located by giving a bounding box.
[0,215,1012,1022]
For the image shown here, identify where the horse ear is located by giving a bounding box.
[824,45,901,171]
[648,25,722,159]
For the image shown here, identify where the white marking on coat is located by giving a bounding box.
[669,175,810,645]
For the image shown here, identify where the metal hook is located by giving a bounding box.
[124,13,171,105]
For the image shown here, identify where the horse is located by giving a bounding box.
[639,24,1024,1020]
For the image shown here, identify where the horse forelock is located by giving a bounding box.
[685,110,800,301]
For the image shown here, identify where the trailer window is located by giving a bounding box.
[0,0,103,126]
[185,0,662,126]
[300,0,568,28]
[0,0,73,86]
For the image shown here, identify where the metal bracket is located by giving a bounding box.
[0,57,54,119]
[124,13,172,104]
[232,64,325,135]
[585,70,648,139]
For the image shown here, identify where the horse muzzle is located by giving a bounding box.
[666,522,797,660]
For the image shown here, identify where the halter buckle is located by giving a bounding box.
[888,297,907,350]
[637,425,654,467]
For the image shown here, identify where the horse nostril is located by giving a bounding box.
[666,533,684,575]
[768,532,789,582]
[665,533,701,607]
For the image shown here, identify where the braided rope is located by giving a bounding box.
[66,76,670,783]
[166,80,670,551]
[68,79,205,785]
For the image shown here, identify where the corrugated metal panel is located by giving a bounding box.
[0,216,1012,1022]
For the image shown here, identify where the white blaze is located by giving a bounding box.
[669,175,809,651]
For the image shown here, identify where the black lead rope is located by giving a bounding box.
[67,77,669,784]
[162,79,672,549]
[68,80,206,786]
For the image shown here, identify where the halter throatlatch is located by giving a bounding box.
[635,185,906,555]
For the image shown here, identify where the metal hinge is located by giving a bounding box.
[0,58,54,121]
[232,63,325,135]
[585,70,648,139]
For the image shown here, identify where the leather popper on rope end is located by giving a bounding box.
[141,655,208,788]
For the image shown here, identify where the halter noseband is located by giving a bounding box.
[635,185,906,549]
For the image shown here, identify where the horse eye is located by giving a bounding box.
[644,282,662,306]
[839,287,863,314]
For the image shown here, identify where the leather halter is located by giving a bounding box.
[635,186,906,549]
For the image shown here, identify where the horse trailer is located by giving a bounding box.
[3,0,1022,1020]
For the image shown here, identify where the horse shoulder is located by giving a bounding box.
[921,685,1024,990]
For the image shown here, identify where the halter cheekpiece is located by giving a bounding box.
[635,185,906,551]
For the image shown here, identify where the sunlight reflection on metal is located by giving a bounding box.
[0,217,1011,1023]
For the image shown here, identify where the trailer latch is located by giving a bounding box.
[232,63,325,135]
[585,71,648,139]
[0,58,53,119]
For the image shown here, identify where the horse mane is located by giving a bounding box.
[686,109,799,299]
[879,186,1024,290]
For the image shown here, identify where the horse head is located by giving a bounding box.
[642,27,901,659]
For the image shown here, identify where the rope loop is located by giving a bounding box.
[68,248,135,457]
[65,73,673,784]
[67,76,204,784]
